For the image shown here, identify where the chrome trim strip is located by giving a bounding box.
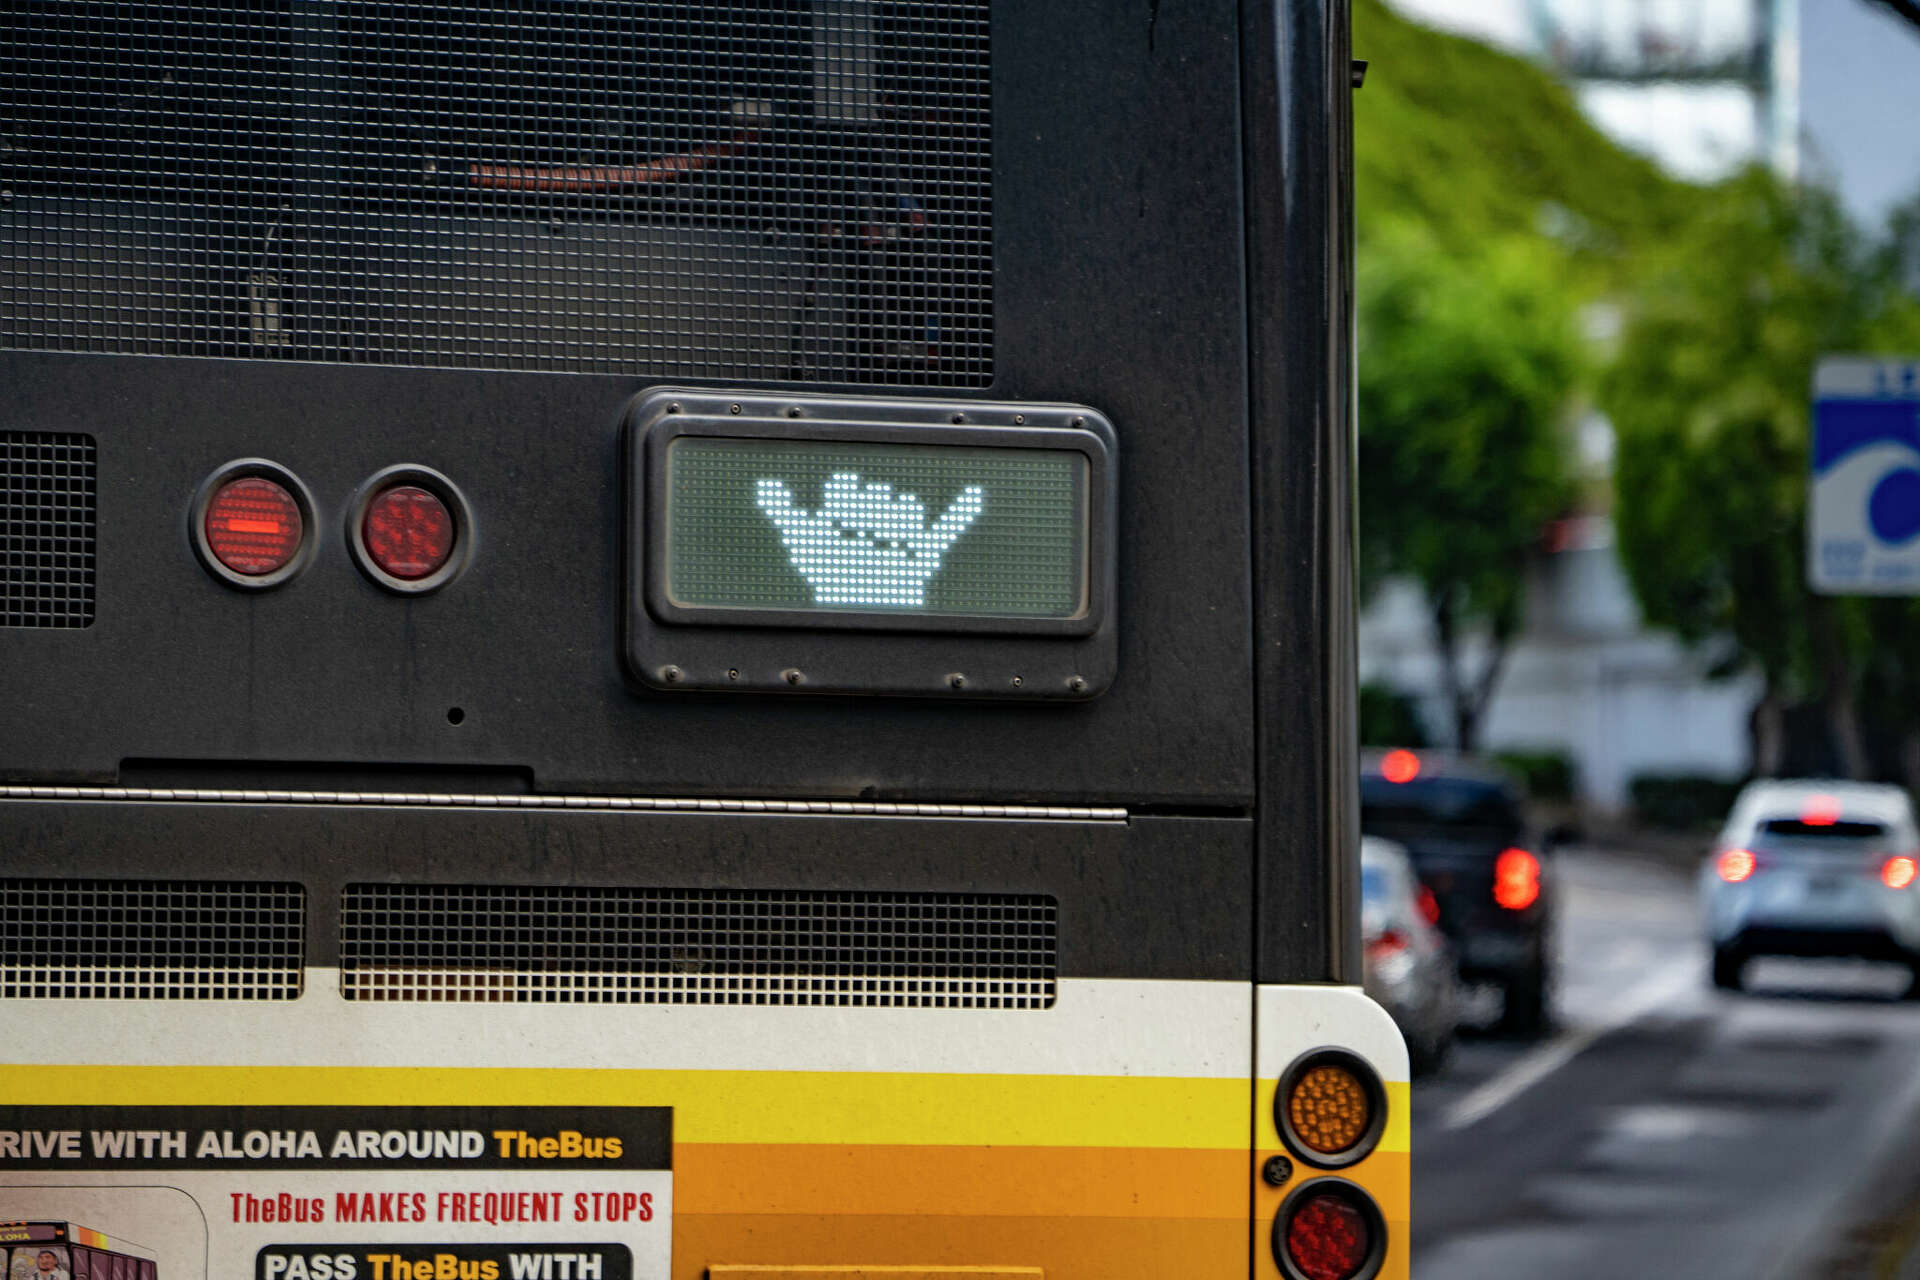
[0,785,1125,822]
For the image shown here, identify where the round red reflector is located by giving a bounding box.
[1380,749,1421,785]
[1884,856,1918,890]
[1286,1192,1372,1280]
[204,476,304,577]
[362,485,454,581]
[1717,848,1757,884]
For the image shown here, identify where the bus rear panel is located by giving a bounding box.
[0,2,1403,1276]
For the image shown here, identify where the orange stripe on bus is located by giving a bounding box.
[676,1213,1245,1280]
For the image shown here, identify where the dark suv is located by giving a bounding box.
[1360,750,1553,1034]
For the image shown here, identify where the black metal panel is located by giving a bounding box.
[1243,0,1357,983]
[0,0,1253,809]
[0,801,1253,982]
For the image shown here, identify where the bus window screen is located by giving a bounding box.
[664,438,1087,620]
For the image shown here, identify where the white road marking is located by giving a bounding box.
[1441,955,1701,1131]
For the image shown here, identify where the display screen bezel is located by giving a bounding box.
[643,414,1112,638]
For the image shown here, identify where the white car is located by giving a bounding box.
[1700,779,1920,991]
[1362,835,1459,1073]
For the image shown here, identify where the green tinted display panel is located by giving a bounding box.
[664,437,1088,620]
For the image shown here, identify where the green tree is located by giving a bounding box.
[1357,223,1580,750]
[1601,170,1920,775]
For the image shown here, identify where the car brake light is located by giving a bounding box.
[1380,749,1420,784]
[1803,794,1841,826]
[1717,848,1757,883]
[1493,847,1540,910]
[1285,1190,1372,1280]
[1417,884,1441,926]
[1365,929,1409,965]
[1884,856,1918,890]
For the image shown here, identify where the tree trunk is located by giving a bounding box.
[1814,601,1868,780]
[1431,586,1508,754]
[1751,681,1785,778]
[1433,588,1469,750]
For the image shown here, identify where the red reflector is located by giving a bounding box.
[1286,1191,1371,1280]
[1717,848,1757,884]
[1884,856,1918,890]
[204,477,303,576]
[1493,847,1541,911]
[1381,749,1421,784]
[1417,885,1441,926]
[363,485,454,580]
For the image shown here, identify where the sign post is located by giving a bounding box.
[1810,356,1920,594]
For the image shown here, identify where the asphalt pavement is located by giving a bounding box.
[1412,844,1920,1280]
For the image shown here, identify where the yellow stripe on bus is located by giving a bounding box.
[0,1065,1407,1155]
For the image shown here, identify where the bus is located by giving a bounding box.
[0,2,1404,1278]
[2,1223,156,1280]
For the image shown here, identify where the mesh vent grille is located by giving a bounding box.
[0,879,305,999]
[1,431,96,629]
[1,2,992,386]
[341,885,1056,1007]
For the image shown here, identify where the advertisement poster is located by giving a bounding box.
[0,1108,671,1280]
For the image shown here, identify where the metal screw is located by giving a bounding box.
[783,668,803,685]
[727,668,740,681]
[786,406,802,419]
[1261,1156,1293,1187]
[661,665,683,684]
[729,404,742,415]
[951,412,966,424]
[948,673,967,690]
[1072,416,1086,428]
[666,402,682,415]
[1011,675,1023,687]
[1068,675,1088,694]
[1013,414,1026,425]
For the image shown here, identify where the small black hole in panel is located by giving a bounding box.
[446,707,466,725]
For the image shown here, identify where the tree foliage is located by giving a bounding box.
[1600,170,1920,774]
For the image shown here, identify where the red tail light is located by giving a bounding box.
[204,476,303,577]
[1884,856,1918,890]
[1416,885,1441,926]
[1284,1189,1374,1280]
[1380,749,1421,784]
[1365,929,1409,966]
[1493,847,1541,911]
[1716,848,1757,884]
[363,485,454,580]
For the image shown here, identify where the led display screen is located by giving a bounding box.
[663,437,1088,621]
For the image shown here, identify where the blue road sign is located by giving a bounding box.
[1811,356,1920,595]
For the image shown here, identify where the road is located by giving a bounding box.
[1412,845,1920,1280]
